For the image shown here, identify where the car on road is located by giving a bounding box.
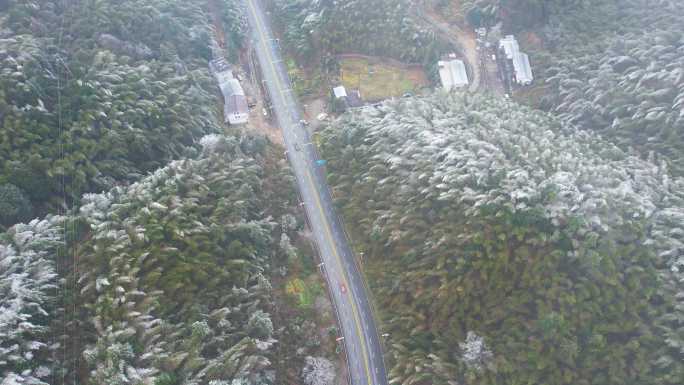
[340,282,347,294]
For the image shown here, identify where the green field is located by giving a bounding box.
[340,57,428,101]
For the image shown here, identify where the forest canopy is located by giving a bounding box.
[1,134,301,385]
[0,0,221,222]
[267,0,448,69]
[319,92,684,385]
[530,0,684,177]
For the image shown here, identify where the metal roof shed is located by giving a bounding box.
[333,85,348,99]
[438,59,469,91]
[499,35,520,60]
[513,52,533,85]
[210,58,234,84]
[221,78,249,125]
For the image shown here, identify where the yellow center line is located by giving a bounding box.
[244,1,373,383]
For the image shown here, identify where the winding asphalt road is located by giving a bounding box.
[242,1,388,384]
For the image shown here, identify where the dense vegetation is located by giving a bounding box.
[73,134,299,384]
[0,216,63,384]
[438,0,594,30]
[267,0,448,69]
[1,1,340,383]
[531,0,684,177]
[0,0,220,222]
[319,92,684,385]
[218,0,248,61]
[0,134,311,384]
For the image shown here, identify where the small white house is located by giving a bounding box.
[210,58,249,125]
[333,85,348,99]
[438,58,469,91]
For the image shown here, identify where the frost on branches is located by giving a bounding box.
[459,331,493,371]
[301,356,336,385]
[319,91,684,384]
[0,216,62,384]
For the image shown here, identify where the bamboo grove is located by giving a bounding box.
[535,0,684,176]
[0,0,223,225]
[319,92,684,385]
[1,134,304,384]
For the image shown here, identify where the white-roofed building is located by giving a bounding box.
[512,52,533,85]
[438,58,469,91]
[498,35,533,86]
[499,35,520,60]
[333,85,348,99]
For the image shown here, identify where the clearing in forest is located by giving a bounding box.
[339,56,428,102]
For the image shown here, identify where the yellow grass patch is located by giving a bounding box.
[339,57,428,102]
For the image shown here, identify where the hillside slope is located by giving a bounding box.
[533,0,684,176]
[0,0,221,224]
[319,92,684,385]
[1,134,310,384]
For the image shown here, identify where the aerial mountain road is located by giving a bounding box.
[242,1,388,384]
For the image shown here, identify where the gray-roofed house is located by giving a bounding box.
[438,57,469,91]
[221,78,249,125]
[210,58,249,125]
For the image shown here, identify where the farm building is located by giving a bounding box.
[333,85,348,99]
[221,79,249,125]
[438,57,469,91]
[498,35,533,86]
[332,85,363,111]
[210,58,249,125]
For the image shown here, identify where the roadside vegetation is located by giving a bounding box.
[266,0,452,96]
[1,1,339,384]
[268,0,446,66]
[0,0,221,225]
[529,0,684,177]
[319,92,684,385]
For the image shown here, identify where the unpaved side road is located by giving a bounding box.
[412,1,481,92]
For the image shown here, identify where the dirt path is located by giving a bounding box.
[208,0,284,146]
[412,1,480,91]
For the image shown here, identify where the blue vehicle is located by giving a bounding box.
[316,159,327,166]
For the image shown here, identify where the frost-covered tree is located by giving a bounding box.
[320,91,684,384]
[0,217,62,384]
[458,332,493,371]
[301,356,336,385]
[248,310,274,340]
[535,0,684,176]
[0,0,223,214]
[73,134,298,384]
[268,0,447,65]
